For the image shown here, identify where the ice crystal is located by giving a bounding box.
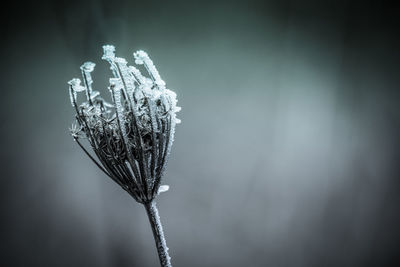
[69,45,181,204]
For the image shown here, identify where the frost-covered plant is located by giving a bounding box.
[68,45,181,267]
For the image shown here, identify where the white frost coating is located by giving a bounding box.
[68,78,86,107]
[90,91,100,99]
[102,45,119,78]
[113,82,130,145]
[109,77,120,87]
[81,61,96,72]
[158,185,169,194]
[68,78,85,92]
[115,57,136,99]
[102,45,116,61]
[113,87,123,115]
[146,202,172,267]
[80,62,96,102]
[80,62,96,88]
[133,50,166,89]
[114,57,127,65]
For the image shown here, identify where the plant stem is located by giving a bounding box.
[144,201,172,267]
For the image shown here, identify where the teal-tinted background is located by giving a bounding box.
[1,0,399,266]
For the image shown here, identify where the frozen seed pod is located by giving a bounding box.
[68,45,181,267]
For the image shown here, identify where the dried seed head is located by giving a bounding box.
[69,45,181,203]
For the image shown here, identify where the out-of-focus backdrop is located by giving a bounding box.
[1,0,399,266]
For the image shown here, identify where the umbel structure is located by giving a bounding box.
[68,45,181,267]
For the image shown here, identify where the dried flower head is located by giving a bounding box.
[68,45,181,204]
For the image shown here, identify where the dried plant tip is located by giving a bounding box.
[68,45,180,267]
[102,45,116,60]
[80,62,96,72]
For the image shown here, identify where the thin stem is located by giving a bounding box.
[144,201,172,267]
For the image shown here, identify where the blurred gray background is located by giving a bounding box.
[1,0,399,266]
